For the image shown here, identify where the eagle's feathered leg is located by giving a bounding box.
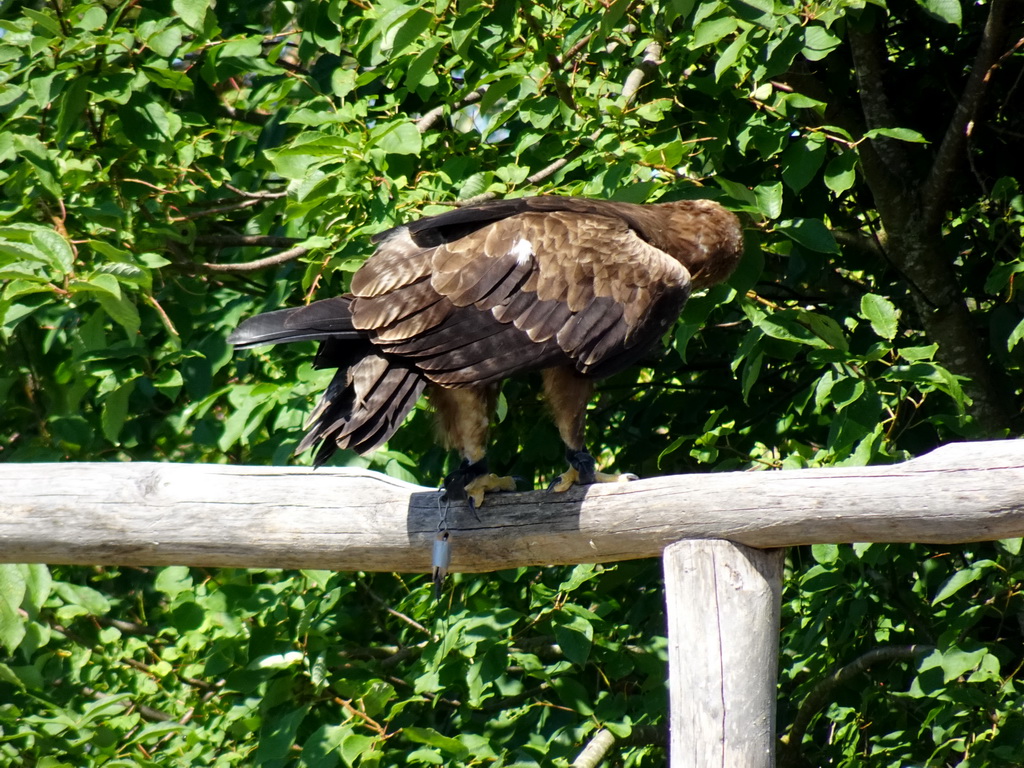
[543,367,638,492]
[431,384,516,507]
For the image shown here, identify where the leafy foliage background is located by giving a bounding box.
[1,0,1023,765]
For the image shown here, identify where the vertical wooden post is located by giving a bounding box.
[663,539,785,767]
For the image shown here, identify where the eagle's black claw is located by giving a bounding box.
[443,458,487,502]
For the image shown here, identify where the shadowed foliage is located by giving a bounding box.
[1,0,1023,765]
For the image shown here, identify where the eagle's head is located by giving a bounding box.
[647,199,744,290]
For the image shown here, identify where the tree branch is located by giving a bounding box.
[847,17,914,215]
[416,88,484,133]
[573,728,616,768]
[460,39,665,205]
[195,235,302,249]
[522,9,577,110]
[620,41,662,105]
[200,245,308,273]
[779,644,931,768]
[171,198,261,222]
[922,0,1012,230]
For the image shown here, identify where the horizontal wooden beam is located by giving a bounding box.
[2,440,1023,572]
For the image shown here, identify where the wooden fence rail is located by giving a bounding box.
[2,439,1023,767]
[2,440,1023,571]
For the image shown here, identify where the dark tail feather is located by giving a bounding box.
[229,296,425,461]
[228,296,361,349]
[297,349,427,465]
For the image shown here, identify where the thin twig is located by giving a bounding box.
[200,246,309,273]
[143,294,179,338]
[334,695,389,736]
[357,578,432,636]
[81,686,173,722]
[220,183,289,200]
[171,197,261,222]
[195,235,302,248]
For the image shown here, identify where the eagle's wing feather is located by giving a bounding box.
[429,211,692,372]
[348,206,693,387]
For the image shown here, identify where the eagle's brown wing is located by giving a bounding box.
[348,209,693,387]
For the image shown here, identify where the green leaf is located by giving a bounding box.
[155,565,193,598]
[13,136,62,198]
[21,565,51,621]
[374,121,422,155]
[154,368,183,399]
[931,568,982,604]
[405,41,444,90]
[754,181,783,219]
[0,565,28,654]
[932,560,995,604]
[693,16,738,48]
[403,727,470,758]
[938,647,988,683]
[860,294,899,340]
[250,651,304,669]
[781,135,826,192]
[998,537,1022,555]
[24,8,64,38]
[552,612,594,665]
[146,24,185,57]
[219,36,262,58]
[863,127,929,144]
[380,8,433,58]
[915,0,962,26]
[97,292,141,337]
[558,564,600,593]
[1007,317,1024,351]
[53,582,111,616]
[636,98,673,122]
[340,732,375,766]
[549,676,595,716]
[797,310,849,351]
[172,0,209,31]
[776,219,839,253]
[802,25,841,61]
[824,151,858,195]
[102,379,136,444]
[714,29,749,82]
[811,544,840,564]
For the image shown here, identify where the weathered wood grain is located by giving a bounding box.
[1,439,1022,571]
[664,540,784,768]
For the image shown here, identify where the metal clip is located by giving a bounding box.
[432,530,451,598]
[432,492,452,598]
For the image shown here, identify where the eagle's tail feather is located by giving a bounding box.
[296,349,427,465]
[227,296,361,349]
[231,297,426,463]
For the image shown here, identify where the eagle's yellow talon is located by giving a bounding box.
[550,467,638,492]
[550,467,580,493]
[464,473,516,507]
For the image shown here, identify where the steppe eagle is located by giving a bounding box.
[229,196,743,506]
